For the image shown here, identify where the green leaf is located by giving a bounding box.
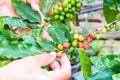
[116,0,120,7]
[112,73,120,80]
[0,18,14,39]
[38,39,56,52]
[33,26,44,38]
[106,58,120,72]
[48,26,68,44]
[1,16,27,28]
[103,5,118,23]
[104,0,114,9]
[78,49,92,79]
[87,69,116,80]
[0,36,43,59]
[54,22,73,42]
[90,55,120,72]
[90,57,108,70]
[12,0,41,22]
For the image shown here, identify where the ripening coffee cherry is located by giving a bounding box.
[83,44,90,50]
[50,10,55,16]
[78,42,84,48]
[56,52,63,58]
[57,2,62,7]
[63,42,70,49]
[90,33,95,38]
[78,35,84,41]
[72,40,78,47]
[54,5,58,10]
[101,28,107,34]
[73,34,79,40]
[87,36,93,43]
[57,44,64,50]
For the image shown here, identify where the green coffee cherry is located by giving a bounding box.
[96,34,100,40]
[68,47,74,53]
[114,25,119,31]
[64,8,69,12]
[71,1,75,5]
[54,9,59,14]
[72,40,78,47]
[109,25,114,29]
[70,14,74,18]
[54,15,59,19]
[67,4,72,8]
[72,7,76,12]
[58,7,63,11]
[106,27,111,32]
[59,16,64,20]
[76,3,81,8]
[61,12,65,16]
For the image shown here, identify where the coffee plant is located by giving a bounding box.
[0,0,120,80]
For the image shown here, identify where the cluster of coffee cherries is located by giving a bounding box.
[101,24,119,34]
[55,33,95,58]
[55,23,120,58]
[50,0,82,21]
[56,42,71,58]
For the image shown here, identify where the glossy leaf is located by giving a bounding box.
[12,0,41,22]
[2,16,27,28]
[0,18,14,38]
[34,26,44,38]
[103,5,118,23]
[91,55,120,69]
[106,58,120,72]
[78,49,92,79]
[48,25,68,44]
[87,69,116,80]
[38,39,56,52]
[0,35,43,58]
[54,22,73,42]
[90,57,108,70]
